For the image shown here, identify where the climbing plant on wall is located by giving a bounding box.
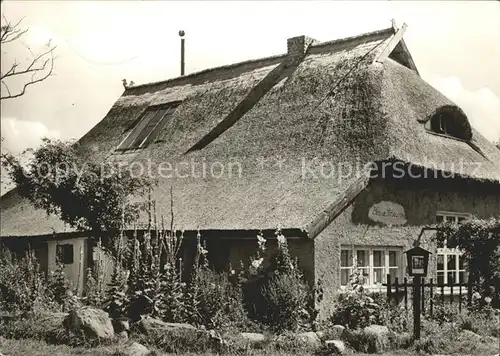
[436,217,500,308]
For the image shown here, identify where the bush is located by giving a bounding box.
[457,309,499,337]
[193,267,248,330]
[330,291,382,329]
[242,231,315,332]
[379,300,413,333]
[0,250,56,314]
[0,315,51,340]
[2,228,320,337]
[428,303,461,325]
[261,271,310,332]
[414,318,498,355]
[0,247,78,317]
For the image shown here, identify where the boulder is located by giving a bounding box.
[113,317,130,333]
[240,332,266,344]
[208,329,226,350]
[297,331,322,347]
[331,325,346,339]
[460,329,481,340]
[63,307,114,339]
[325,340,346,354]
[361,325,391,353]
[137,316,195,335]
[117,342,150,356]
[116,331,128,340]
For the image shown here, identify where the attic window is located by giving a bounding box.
[117,102,180,151]
[424,105,472,141]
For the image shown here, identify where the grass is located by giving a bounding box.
[0,338,118,356]
[0,338,420,356]
[2,337,498,356]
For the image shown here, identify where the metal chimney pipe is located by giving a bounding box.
[179,30,185,76]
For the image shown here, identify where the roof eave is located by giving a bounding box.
[305,168,372,239]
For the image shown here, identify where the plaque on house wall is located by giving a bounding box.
[368,201,407,225]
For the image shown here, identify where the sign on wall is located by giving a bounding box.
[368,201,407,225]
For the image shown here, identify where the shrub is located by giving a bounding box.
[243,230,315,332]
[436,217,500,308]
[0,315,51,340]
[428,303,461,325]
[102,263,129,320]
[457,309,499,337]
[0,250,54,314]
[414,318,498,355]
[261,272,310,332]
[193,267,248,330]
[330,290,382,329]
[83,246,107,307]
[153,261,187,323]
[379,300,413,333]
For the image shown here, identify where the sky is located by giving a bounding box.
[1,1,500,191]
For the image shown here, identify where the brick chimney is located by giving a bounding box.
[287,35,318,56]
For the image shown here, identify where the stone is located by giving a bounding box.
[208,329,226,349]
[297,331,321,347]
[118,342,150,356]
[460,329,481,340]
[117,330,128,340]
[325,340,346,354]
[138,316,196,335]
[240,332,266,344]
[112,317,130,333]
[63,307,114,339]
[315,330,325,340]
[361,325,391,353]
[331,325,346,339]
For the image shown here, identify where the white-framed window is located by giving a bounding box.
[340,246,403,287]
[436,211,469,284]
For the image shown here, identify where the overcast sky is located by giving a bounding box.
[1,1,499,175]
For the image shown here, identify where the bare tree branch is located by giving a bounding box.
[1,14,56,100]
[1,15,28,44]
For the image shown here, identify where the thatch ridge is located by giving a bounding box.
[126,26,394,91]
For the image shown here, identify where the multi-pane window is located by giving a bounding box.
[340,247,402,287]
[436,212,469,284]
[56,244,74,264]
[117,102,180,151]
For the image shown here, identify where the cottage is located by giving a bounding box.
[1,22,499,316]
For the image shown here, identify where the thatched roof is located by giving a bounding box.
[2,24,500,238]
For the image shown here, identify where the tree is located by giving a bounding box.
[1,138,152,253]
[436,217,500,308]
[1,14,56,100]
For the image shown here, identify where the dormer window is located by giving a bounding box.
[425,105,472,141]
[117,102,180,151]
